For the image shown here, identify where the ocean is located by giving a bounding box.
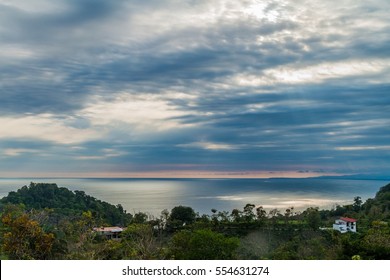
[0,178,387,217]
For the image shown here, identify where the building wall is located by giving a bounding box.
[333,220,357,233]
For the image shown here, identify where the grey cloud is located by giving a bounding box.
[0,0,389,176]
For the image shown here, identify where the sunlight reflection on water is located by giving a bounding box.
[0,178,386,216]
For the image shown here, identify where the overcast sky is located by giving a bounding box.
[0,0,389,178]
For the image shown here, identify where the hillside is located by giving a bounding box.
[0,182,131,226]
[0,182,389,260]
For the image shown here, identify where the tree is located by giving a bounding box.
[132,212,148,224]
[353,196,363,212]
[169,206,196,227]
[217,210,230,223]
[256,206,267,224]
[243,204,256,222]
[1,212,55,259]
[362,221,390,259]
[305,207,321,230]
[210,208,218,224]
[155,209,170,231]
[121,224,161,259]
[268,208,279,219]
[268,208,280,228]
[231,208,242,223]
[284,207,294,225]
[161,209,169,222]
[169,229,239,260]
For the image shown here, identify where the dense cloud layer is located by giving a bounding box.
[1,0,389,177]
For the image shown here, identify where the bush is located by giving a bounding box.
[169,229,239,259]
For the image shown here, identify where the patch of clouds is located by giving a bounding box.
[0,0,389,176]
[80,93,197,133]
[177,142,234,151]
[265,60,390,84]
[230,59,390,87]
[335,146,390,151]
[2,148,39,157]
[0,114,101,144]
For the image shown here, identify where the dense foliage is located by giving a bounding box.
[169,229,239,259]
[0,183,132,226]
[0,182,389,260]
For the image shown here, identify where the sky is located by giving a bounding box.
[0,0,389,178]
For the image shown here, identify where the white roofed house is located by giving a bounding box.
[333,217,357,233]
[93,226,124,240]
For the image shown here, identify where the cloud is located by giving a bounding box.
[335,146,390,151]
[0,0,389,176]
[80,93,196,133]
[232,59,390,86]
[2,148,39,157]
[177,142,234,151]
[0,114,100,144]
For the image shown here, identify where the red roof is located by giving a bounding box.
[93,226,124,232]
[340,217,357,222]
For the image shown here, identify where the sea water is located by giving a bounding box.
[0,178,387,216]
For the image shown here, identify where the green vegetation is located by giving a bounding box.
[0,182,389,260]
[169,229,239,259]
[0,183,132,226]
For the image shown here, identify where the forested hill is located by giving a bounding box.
[0,182,389,260]
[360,182,390,220]
[0,182,131,226]
[376,183,390,198]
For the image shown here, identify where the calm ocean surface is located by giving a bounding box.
[0,178,388,216]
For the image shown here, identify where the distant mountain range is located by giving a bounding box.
[314,174,390,180]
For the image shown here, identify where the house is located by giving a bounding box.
[333,217,357,233]
[93,226,124,240]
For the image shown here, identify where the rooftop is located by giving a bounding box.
[340,217,357,223]
[93,226,124,233]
